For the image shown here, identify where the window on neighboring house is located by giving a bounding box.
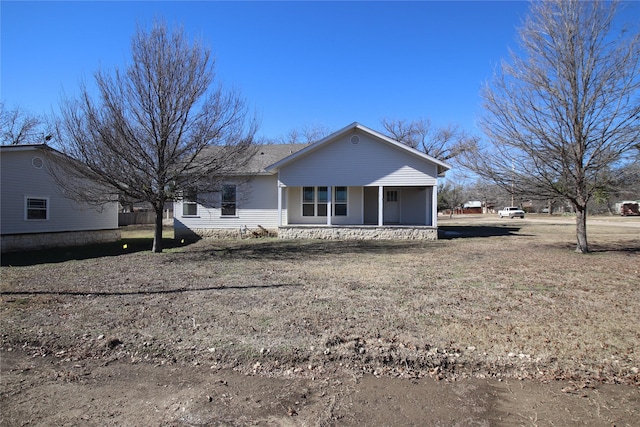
[182,188,197,216]
[26,197,48,220]
[221,184,237,216]
[334,186,348,216]
[302,186,328,217]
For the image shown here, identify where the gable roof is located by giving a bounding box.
[246,144,308,174]
[265,122,452,176]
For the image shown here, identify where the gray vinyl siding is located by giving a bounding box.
[401,187,428,225]
[0,149,118,235]
[174,175,281,229]
[277,130,439,187]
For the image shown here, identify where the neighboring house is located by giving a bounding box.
[460,201,483,214]
[1,144,120,252]
[175,122,451,240]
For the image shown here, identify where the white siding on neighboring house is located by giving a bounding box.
[174,175,281,231]
[277,130,439,187]
[0,148,118,235]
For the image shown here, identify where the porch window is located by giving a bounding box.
[25,197,48,220]
[302,186,328,217]
[182,188,197,216]
[334,186,347,216]
[221,184,237,216]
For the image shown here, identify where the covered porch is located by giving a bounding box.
[276,185,439,239]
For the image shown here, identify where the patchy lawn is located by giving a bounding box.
[1,217,639,425]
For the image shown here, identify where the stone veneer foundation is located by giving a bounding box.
[1,229,121,253]
[278,226,438,240]
[175,226,438,241]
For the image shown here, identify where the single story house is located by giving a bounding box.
[1,144,120,252]
[174,122,451,240]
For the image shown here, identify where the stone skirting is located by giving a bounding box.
[175,227,277,240]
[278,226,438,240]
[1,229,121,253]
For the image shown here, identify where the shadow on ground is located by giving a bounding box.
[0,237,190,267]
[0,282,299,297]
[183,239,436,262]
[544,240,640,254]
[182,225,526,261]
[438,225,522,239]
[2,225,528,267]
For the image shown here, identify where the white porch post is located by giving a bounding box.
[327,186,332,226]
[378,186,384,226]
[431,184,438,227]
[277,183,283,227]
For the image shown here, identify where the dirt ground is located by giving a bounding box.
[1,215,639,426]
[2,349,638,426]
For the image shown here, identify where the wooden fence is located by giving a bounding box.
[119,210,173,226]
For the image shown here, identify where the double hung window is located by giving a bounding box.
[302,186,348,217]
[182,188,198,216]
[26,197,48,220]
[303,186,327,216]
[334,186,347,216]
[221,184,237,216]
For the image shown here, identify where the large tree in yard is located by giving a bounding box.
[462,0,640,253]
[381,118,477,163]
[54,20,257,252]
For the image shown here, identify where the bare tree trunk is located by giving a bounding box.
[575,206,589,254]
[152,204,164,253]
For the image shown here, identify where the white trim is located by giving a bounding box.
[277,182,283,227]
[220,184,237,217]
[432,184,438,227]
[327,185,332,226]
[360,188,365,224]
[333,186,348,217]
[378,186,383,227]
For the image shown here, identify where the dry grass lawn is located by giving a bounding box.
[1,216,639,385]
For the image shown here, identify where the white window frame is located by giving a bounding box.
[221,184,237,217]
[25,196,49,221]
[333,186,348,216]
[302,186,329,217]
[302,187,348,217]
[182,188,198,217]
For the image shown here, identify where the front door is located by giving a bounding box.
[384,189,400,223]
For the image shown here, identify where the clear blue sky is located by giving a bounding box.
[1,1,636,141]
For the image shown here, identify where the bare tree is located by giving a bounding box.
[381,118,477,162]
[461,0,640,253]
[0,103,51,145]
[54,20,257,252]
[437,181,467,218]
[270,122,331,144]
